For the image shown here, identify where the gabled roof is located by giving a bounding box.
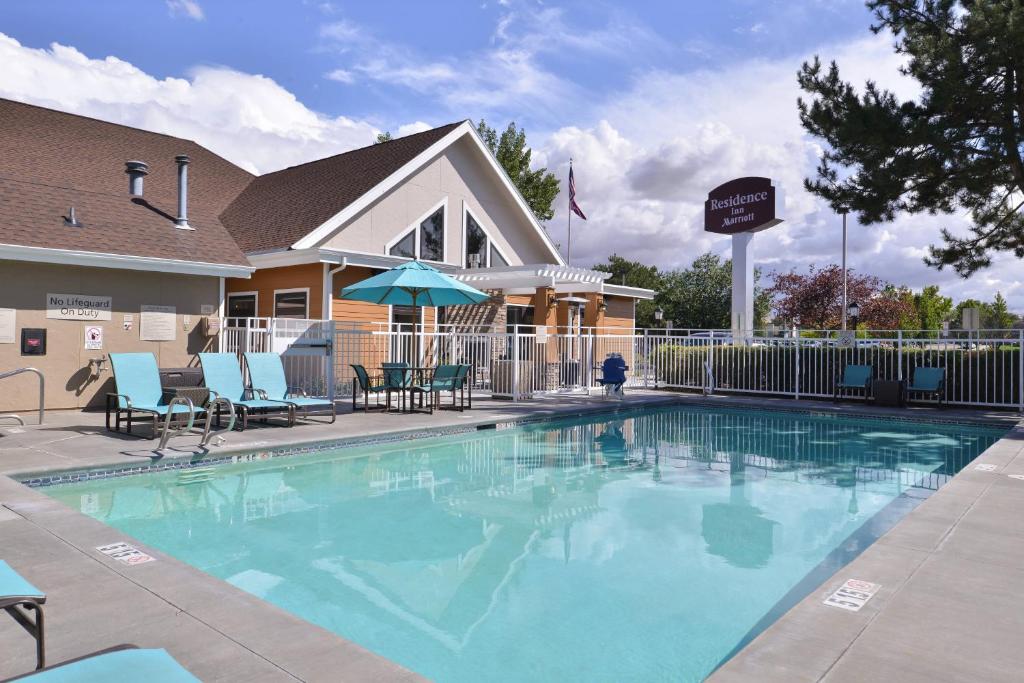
[0,98,253,274]
[220,122,463,253]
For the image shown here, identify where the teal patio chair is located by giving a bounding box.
[2,560,46,670]
[907,366,946,407]
[106,353,200,439]
[350,364,388,411]
[409,365,464,413]
[834,364,873,402]
[244,353,336,424]
[198,353,294,431]
[381,362,412,412]
[9,645,199,681]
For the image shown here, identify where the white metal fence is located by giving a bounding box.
[220,319,1024,411]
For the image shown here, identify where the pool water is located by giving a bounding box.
[46,407,1004,682]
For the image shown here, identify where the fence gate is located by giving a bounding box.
[271,319,334,400]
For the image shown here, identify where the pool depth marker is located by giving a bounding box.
[704,177,783,340]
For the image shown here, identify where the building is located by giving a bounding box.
[0,99,654,413]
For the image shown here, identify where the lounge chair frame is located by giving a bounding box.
[833,364,873,402]
[199,353,295,431]
[351,364,388,412]
[1,562,46,670]
[244,353,336,424]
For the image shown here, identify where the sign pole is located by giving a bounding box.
[566,158,573,266]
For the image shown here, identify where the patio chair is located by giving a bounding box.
[409,365,463,413]
[907,366,946,407]
[198,353,294,431]
[244,353,336,424]
[2,560,46,670]
[8,645,199,681]
[350,364,388,411]
[106,353,201,439]
[596,355,628,398]
[381,362,412,412]
[834,364,873,402]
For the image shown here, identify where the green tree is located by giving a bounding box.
[374,131,393,144]
[657,253,771,330]
[476,120,560,221]
[797,1,1024,277]
[592,254,663,327]
[914,285,953,332]
[987,291,1017,329]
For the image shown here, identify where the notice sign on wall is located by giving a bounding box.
[47,293,112,321]
[84,325,103,350]
[0,308,14,344]
[140,305,176,341]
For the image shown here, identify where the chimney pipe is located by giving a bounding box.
[174,154,192,230]
[125,160,149,196]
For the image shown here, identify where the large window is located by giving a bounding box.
[506,305,535,333]
[227,292,257,319]
[274,289,308,319]
[388,204,445,262]
[464,208,510,268]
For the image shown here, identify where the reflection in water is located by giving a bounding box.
[48,407,1004,683]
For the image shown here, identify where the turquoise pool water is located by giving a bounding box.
[46,407,1004,682]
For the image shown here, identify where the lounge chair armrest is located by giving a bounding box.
[107,393,133,410]
[288,386,308,397]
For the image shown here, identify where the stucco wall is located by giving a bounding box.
[321,136,556,267]
[0,260,221,412]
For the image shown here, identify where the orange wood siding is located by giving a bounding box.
[602,296,635,333]
[225,263,323,318]
[505,294,533,306]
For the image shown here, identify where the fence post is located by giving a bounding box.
[512,331,521,402]
[794,336,801,400]
[897,330,903,381]
[1019,329,1023,414]
[706,330,714,394]
[327,320,336,402]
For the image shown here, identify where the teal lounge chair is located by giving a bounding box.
[350,364,388,411]
[9,645,199,681]
[2,560,46,669]
[198,353,294,431]
[834,364,872,402]
[409,365,463,413]
[907,366,946,407]
[244,352,336,424]
[106,353,200,439]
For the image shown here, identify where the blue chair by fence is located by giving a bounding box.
[409,365,464,413]
[907,366,946,407]
[198,353,294,431]
[106,353,200,439]
[834,364,873,402]
[244,353,336,424]
[381,362,412,411]
[350,364,388,411]
[596,355,628,398]
[2,560,46,670]
[9,645,199,681]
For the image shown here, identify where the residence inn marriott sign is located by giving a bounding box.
[704,177,781,234]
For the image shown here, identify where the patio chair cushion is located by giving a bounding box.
[109,353,164,409]
[22,648,199,682]
[838,364,872,388]
[909,367,945,392]
[0,561,44,602]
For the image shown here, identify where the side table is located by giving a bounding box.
[873,379,905,407]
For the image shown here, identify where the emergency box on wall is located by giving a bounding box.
[21,328,46,355]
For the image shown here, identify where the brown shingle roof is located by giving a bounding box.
[220,121,464,253]
[0,98,253,267]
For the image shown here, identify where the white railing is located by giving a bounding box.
[220,319,1024,411]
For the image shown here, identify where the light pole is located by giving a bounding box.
[847,301,860,333]
[654,307,664,332]
[841,210,849,330]
[792,315,801,339]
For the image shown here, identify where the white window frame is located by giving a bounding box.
[272,287,310,319]
[226,291,259,319]
[463,201,511,268]
[384,197,449,264]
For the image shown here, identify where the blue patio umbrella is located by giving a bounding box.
[338,260,490,361]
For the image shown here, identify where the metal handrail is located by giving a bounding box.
[156,397,195,451]
[0,367,44,425]
[200,396,236,446]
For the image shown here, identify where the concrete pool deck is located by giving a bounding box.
[0,391,1021,681]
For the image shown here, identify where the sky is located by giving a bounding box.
[0,0,1020,309]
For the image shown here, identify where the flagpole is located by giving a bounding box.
[567,158,572,266]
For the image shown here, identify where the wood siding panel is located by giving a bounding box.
[225,263,323,318]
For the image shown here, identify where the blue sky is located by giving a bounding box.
[0,1,1020,307]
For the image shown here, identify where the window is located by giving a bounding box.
[274,289,308,319]
[506,305,535,333]
[227,293,257,319]
[387,204,445,262]
[465,213,487,268]
[490,244,508,267]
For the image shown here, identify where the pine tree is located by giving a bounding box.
[475,120,560,221]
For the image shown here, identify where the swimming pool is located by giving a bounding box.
[45,406,1004,682]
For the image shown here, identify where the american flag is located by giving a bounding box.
[569,164,587,220]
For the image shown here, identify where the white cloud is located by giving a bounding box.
[166,0,204,21]
[324,68,355,84]
[0,33,384,174]
[397,121,433,136]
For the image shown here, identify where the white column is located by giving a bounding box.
[731,232,754,340]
